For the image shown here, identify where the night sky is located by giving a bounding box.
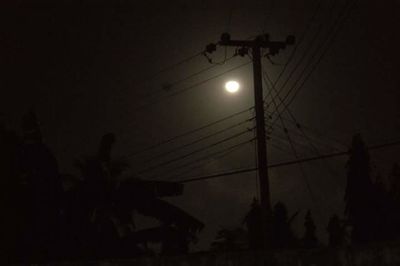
[1,0,400,250]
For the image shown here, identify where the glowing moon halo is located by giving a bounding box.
[225,81,240,93]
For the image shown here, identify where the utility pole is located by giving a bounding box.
[251,39,270,214]
[205,33,294,247]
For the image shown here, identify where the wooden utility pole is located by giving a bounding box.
[206,33,294,247]
[251,39,270,213]
[217,33,294,212]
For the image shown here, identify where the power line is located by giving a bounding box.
[136,127,255,175]
[262,0,353,171]
[113,1,353,188]
[122,107,253,159]
[143,55,238,100]
[225,0,235,33]
[284,0,359,108]
[115,28,291,149]
[127,61,252,113]
[264,63,345,190]
[264,23,323,110]
[267,136,298,156]
[263,0,339,121]
[263,0,325,104]
[268,129,317,154]
[167,56,236,88]
[177,138,400,183]
[162,135,255,181]
[139,51,204,85]
[261,0,275,33]
[129,31,261,101]
[267,0,357,120]
[152,137,256,180]
[263,70,341,154]
[120,11,346,165]
[266,113,344,152]
[261,62,348,158]
[264,110,347,150]
[263,71,319,211]
[138,117,254,166]
[264,20,324,109]
[180,167,259,184]
[71,50,205,104]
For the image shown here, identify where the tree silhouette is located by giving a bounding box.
[243,198,263,250]
[210,227,247,251]
[327,214,344,247]
[18,110,62,262]
[374,171,397,241]
[0,111,66,262]
[271,202,298,249]
[302,210,318,248]
[243,200,298,250]
[389,163,400,201]
[383,163,400,239]
[62,133,204,259]
[344,134,379,242]
[0,115,25,262]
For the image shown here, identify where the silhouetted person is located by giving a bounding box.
[327,214,344,247]
[243,198,263,249]
[302,210,318,248]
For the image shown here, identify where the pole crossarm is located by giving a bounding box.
[216,33,295,55]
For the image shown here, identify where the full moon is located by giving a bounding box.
[225,81,240,93]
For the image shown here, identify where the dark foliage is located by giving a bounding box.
[386,163,400,239]
[345,134,380,242]
[327,214,345,247]
[243,198,264,249]
[0,110,62,262]
[302,210,318,248]
[271,202,298,249]
[63,132,204,258]
[243,199,298,250]
[0,111,204,263]
[344,134,400,243]
[210,227,247,251]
